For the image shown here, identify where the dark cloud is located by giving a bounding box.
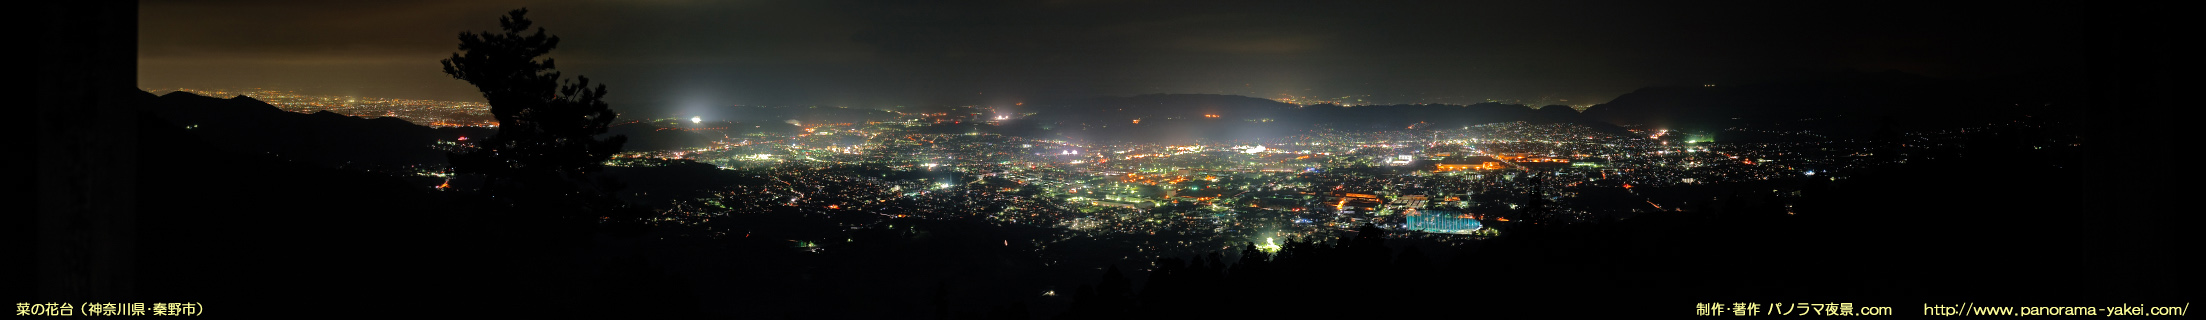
[140,0,2088,115]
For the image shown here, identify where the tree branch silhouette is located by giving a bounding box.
[442,8,638,243]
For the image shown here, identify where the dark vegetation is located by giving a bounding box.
[131,87,705,317]
[130,9,695,317]
[440,8,643,247]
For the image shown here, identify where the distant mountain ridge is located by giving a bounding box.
[963,94,1620,143]
[141,70,2079,156]
[1582,70,2077,133]
[971,70,2076,144]
[142,90,495,169]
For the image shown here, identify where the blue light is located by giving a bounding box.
[1406,210,1483,234]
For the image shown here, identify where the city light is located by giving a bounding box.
[127,5,2121,317]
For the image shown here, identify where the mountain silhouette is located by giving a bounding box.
[1581,70,2079,137]
[961,93,1624,143]
[141,90,496,169]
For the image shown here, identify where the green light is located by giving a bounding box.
[1257,237,1282,253]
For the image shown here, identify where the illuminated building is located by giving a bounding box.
[1388,155,1415,165]
[1404,209,1483,234]
[1328,192,1383,212]
[1434,156,1505,172]
[1398,195,1428,208]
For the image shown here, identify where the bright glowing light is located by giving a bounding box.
[1257,237,1282,253]
[690,116,702,124]
[1804,170,1815,176]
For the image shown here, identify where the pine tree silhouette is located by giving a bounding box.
[440,8,636,241]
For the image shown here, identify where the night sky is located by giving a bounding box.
[140,0,2086,114]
